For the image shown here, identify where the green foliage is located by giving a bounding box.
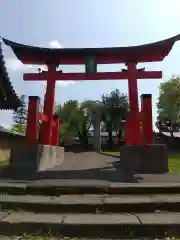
[101,89,128,144]
[54,88,128,148]
[58,122,70,146]
[9,123,26,135]
[55,89,128,148]
[55,100,99,148]
[55,100,80,136]
[11,94,27,135]
[156,76,180,134]
[157,76,180,120]
[13,94,27,124]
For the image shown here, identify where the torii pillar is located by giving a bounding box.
[127,62,141,145]
[141,94,154,144]
[40,63,57,145]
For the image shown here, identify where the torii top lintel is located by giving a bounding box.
[3,34,180,65]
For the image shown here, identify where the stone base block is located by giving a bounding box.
[38,145,64,171]
[0,143,64,179]
[120,144,168,173]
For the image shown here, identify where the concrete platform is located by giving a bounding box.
[0,144,64,179]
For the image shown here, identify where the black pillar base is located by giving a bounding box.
[120,144,168,173]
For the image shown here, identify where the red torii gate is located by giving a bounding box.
[26,96,60,145]
[3,35,180,146]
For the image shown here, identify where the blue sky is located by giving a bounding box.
[1,0,180,129]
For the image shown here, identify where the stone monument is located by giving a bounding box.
[92,103,104,152]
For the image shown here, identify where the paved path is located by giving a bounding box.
[37,151,135,183]
[35,151,180,184]
[1,151,180,184]
[54,152,118,170]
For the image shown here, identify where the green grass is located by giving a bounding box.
[168,155,180,173]
[103,151,180,173]
[0,160,9,168]
[6,234,82,240]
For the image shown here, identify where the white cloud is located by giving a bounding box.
[56,80,75,87]
[5,58,33,71]
[5,40,75,87]
[38,67,75,87]
[0,110,13,128]
[49,40,63,48]
[39,39,75,87]
[5,40,63,72]
[40,80,75,87]
[38,66,48,72]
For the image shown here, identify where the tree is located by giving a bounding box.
[55,99,100,149]
[13,95,27,124]
[156,76,180,136]
[55,100,79,146]
[155,117,180,135]
[101,89,128,146]
[9,123,26,135]
[77,100,100,148]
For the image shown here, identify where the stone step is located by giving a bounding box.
[1,181,180,195]
[1,194,180,213]
[0,211,180,238]
[0,169,37,181]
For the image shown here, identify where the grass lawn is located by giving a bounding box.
[168,155,180,173]
[0,149,10,168]
[103,151,180,174]
[0,160,9,168]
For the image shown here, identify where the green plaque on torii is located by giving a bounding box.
[85,56,97,74]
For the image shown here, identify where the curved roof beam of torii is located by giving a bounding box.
[2,34,180,65]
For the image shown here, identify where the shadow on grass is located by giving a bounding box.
[0,160,9,168]
[100,151,120,159]
[103,151,180,174]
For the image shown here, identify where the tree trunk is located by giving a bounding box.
[118,129,122,144]
[169,119,175,137]
[83,136,89,150]
[108,129,112,149]
[170,123,176,137]
[170,128,174,137]
[78,130,89,151]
